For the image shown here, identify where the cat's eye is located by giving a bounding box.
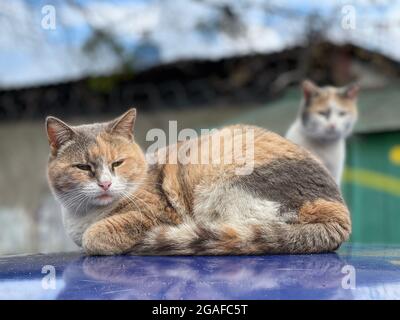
[339,111,347,117]
[74,164,92,171]
[318,110,330,118]
[112,160,124,170]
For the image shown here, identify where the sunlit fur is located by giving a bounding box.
[46,109,351,256]
[286,80,359,184]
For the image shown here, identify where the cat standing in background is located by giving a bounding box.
[286,80,360,185]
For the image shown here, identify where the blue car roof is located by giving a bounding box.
[1,243,400,300]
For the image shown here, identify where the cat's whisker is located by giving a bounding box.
[123,191,154,220]
[62,195,86,215]
[120,191,146,221]
[127,193,155,216]
[60,193,86,209]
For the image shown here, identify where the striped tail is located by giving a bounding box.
[132,201,351,255]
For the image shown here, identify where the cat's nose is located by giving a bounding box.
[98,181,112,191]
[328,124,336,131]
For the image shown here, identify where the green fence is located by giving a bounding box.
[343,131,400,244]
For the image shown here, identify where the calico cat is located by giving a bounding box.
[286,80,359,184]
[46,109,351,256]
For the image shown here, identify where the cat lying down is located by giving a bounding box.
[45,109,351,255]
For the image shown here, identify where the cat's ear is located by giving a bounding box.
[108,108,136,139]
[46,116,77,155]
[301,79,320,101]
[341,83,360,100]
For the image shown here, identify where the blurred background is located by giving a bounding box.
[0,0,399,255]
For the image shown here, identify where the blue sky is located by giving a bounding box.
[0,0,398,88]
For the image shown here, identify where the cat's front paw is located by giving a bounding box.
[82,222,126,256]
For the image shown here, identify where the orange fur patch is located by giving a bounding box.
[299,199,351,232]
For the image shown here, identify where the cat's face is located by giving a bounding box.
[46,109,147,212]
[300,80,359,141]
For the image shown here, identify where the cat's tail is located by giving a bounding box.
[133,200,351,255]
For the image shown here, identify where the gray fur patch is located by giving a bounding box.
[232,157,343,214]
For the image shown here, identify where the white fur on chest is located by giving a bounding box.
[61,207,111,247]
